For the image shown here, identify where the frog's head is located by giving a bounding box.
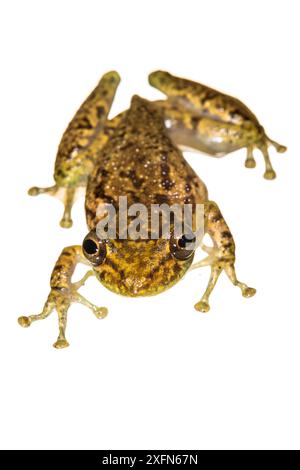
[82,229,195,296]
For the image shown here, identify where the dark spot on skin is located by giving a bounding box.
[94,184,105,199]
[173,263,182,275]
[154,194,171,204]
[184,195,195,204]
[127,169,144,189]
[104,196,116,205]
[161,179,174,190]
[85,153,94,163]
[103,126,114,136]
[120,142,134,151]
[191,116,199,130]
[101,168,109,177]
[85,207,95,220]
[105,257,120,272]
[76,117,93,130]
[53,265,63,272]
[137,154,146,163]
[102,90,108,97]
[222,242,232,249]
[222,231,232,238]
[201,91,217,105]
[161,163,169,177]
[63,252,72,257]
[97,106,105,118]
[185,183,191,192]
[150,255,171,277]
[105,258,126,280]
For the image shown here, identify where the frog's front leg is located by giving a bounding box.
[192,201,256,312]
[28,71,120,228]
[18,246,108,348]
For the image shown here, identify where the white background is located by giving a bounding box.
[0,0,299,450]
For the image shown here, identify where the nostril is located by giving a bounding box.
[83,239,98,255]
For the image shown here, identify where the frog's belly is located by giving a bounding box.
[167,126,244,157]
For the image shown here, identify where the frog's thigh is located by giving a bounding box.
[29,71,121,228]
[166,113,255,157]
[18,246,108,349]
[193,201,256,312]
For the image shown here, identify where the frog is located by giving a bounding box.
[18,70,285,348]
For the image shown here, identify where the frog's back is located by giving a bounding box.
[85,95,207,229]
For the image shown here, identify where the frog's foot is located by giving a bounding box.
[193,258,256,313]
[252,136,287,180]
[18,246,108,348]
[18,283,108,348]
[193,201,256,312]
[28,184,83,228]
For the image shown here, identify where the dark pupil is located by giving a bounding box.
[83,239,98,255]
[178,234,196,249]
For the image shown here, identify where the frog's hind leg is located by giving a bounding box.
[191,201,256,312]
[28,71,121,228]
[18,246,108,348]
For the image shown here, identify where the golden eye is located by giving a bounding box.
[170,233,196,261]
[82,230,107,266]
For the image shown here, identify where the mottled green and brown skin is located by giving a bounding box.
[21,70,285,348]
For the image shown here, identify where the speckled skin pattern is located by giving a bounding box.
[19,71,286,348]
[85,96,207,297]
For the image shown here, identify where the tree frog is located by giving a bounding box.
[18,71,285,348]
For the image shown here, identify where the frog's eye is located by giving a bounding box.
[170,233,196,261]
[82,230,106,266]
